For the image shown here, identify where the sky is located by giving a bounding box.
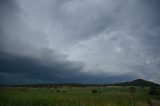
[0,0,160,84]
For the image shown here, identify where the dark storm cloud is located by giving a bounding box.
[0,0,84,83]
[0,0,18,10]
[57,0,119,43]
[0,50,84,84]
[0,51,134,84]
[131,0,160,59]
[0,0,19,46]
[0,0,160,84]
[0,0,48,55]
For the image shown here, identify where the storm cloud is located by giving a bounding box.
[0,0,160,84]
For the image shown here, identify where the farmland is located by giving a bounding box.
[0,86,160,106]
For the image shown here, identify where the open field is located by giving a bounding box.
[0,86,160,106]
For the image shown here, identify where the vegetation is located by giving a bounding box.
[0,79,159,106]
[149,86,160,95]
[0,86,160,106]
[92,89,98,93]
[128,87,136,94]
[1,79,159,88]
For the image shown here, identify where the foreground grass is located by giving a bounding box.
[0,86,159,106]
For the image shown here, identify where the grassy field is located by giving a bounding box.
[0,86,160,106]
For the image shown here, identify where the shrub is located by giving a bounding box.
[92,89,98,93]
[56,89,60,92]
[128,87,136,93]
[98,91,102,94]
[149,86,160,95]
[62,90,66,93]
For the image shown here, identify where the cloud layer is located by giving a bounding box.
[0,0,160,84]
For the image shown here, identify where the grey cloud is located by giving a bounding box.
[0,51,134,84]
[0,0,49,55]
[19,0,119,46]
[0,50,84,84]
[0,0,160,84]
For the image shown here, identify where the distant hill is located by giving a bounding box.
[110,79,160,87]
[0,79,159,87]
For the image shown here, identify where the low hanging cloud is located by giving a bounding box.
[0,0,160,84]
[0,50,134,84]
[0,50,84,84]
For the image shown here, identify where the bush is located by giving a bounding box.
[92,89,98,93]
[62,90,66,93]
[98,91,102,94]
[128,87,136,93]
[54,86,57,89]
[149,87,160,95]
[56,89,60,92]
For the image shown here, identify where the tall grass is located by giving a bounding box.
[0,87,159,106]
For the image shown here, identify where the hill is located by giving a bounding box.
[110,79,160,87]
[0,79,159,87]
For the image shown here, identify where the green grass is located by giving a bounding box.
[0,86,159,106]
